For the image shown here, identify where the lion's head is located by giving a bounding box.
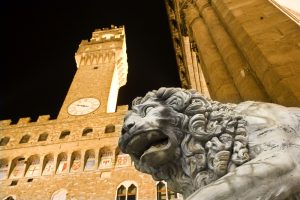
[118,88,250,198]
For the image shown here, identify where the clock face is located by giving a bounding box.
[68,98,100,115]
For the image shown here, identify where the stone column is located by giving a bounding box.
[183,2,241,102]
[194,0,270,101]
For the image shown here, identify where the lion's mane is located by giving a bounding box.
[132,87,250,197]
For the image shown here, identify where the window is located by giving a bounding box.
[82,128,93,136]
[127,184,137,200]
[10,180,18,186]
[3,196,16,200]
[157,182,167,200]
[157,181,178,200]
[27,178,33,182]
[38,133,48,141]
[0,137,10,146]
[19,135,30,144]
[59,131,70,139]
[105,124,115,133]
[116,185,126,200]
[116,182,138,200]
[0,159,9,180]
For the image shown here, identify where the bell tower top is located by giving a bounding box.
[58,26,128,120]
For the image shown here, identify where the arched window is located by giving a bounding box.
[51,189,67,200]
[116,185,126,200]
[38,133,48,141]
[0,137,10,146]
[127,184,137,200]
[2,195,16,200]
[82,128,93,136]
[157,181,167,200]
[157,181,178,200]
[59,130,70,139]
[19,135,30,144]
[116,181,138,200]
[105,124,115,133]
[25,155,40,177]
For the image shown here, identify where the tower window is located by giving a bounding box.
[10,180,18,186]
[38,133,48,141]
[0,137,10,146]
[82,128,93,136]
[157,181,167,200]
[105,124,115,133]
[116,185,126,200]
[127,184,137,200]
[19,134,30,144]
[59,130,70,139]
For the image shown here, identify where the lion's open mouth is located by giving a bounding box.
[125,130,169,160]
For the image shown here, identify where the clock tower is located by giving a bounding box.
[57,26,128,119]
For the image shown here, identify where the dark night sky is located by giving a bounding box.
[0,1,181,122]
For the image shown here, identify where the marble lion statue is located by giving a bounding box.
[118,87,300,200]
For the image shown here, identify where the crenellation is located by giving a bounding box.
[17,117,31,125]
[37,115,50,123]
[0,120,12,127]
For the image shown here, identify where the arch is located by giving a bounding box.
[0,137,10,146]
[2,195,16,200]
[82,127,93,136]
[116,185,126,200]
[127,184,137,200]
[51,189,68,200]
[157,181,167,200]
[9,157,26,179]
[84,149,95,171]
[59,130,70,139]
[70,151,81,172]
[156,181,178,200]
[42,154,54,176]
[116,181,138,200]
[56,152,68,174]
[0,158,9,180]
[105,124,115,133]
[98,147,113,169]
[19,134,30,144]
[38,133,48,141]
[25,155,40,177]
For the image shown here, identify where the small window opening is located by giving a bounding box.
[10,180,18,186]
[128,184,137,200]
[27,178,33,182]
[82,128,93,136]
[116,185,126,200]
[4,196,15,200]
[0,137,10,146]
[93,66,98,69]
[105,124,115,133]
[19,135,30,144]
[59,130,70,139]
[38,133,48,141]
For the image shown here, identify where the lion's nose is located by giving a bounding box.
[121,121,135,135]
